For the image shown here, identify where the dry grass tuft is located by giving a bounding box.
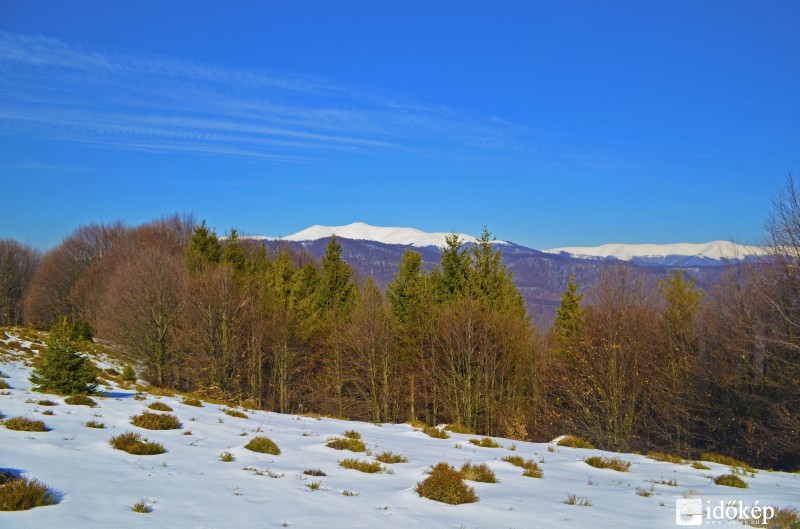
[303,468,326,476]
[109,432,166,455]
[564,493,592,506]
[714,474,748,488]
[557,435,595,449]
[182,397,203,407]
[701,453,757,473]
[502,455,543,478]
[3,416,49,432]
[147,402,173,412]
[222,408,248,419]
[647,452,686,464]
[132,499,152,513]
[244,436,280,455]
[85,419,105,428]
[130,411,181,430]
[444,423,474,434]
[342,429,361,440]
[375,451,408,464]
[468,437,500,448]
[338,459,390,474]
[219,451,235,462]
[460,462,498,483]
[585,456,631,472]
[416,462,477,505]
[64,395,97,407]
[326,437,366,452]
[0,470,58,511]
[422,426,450,439]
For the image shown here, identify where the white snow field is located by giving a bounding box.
[1,332,798,529]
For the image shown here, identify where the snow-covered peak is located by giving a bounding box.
[268,222,506,248]
[544,240,765,261]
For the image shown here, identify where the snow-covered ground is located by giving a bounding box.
[1,332,797,529]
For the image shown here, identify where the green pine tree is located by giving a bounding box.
[387,249,425,324]
[30,320,98,395]
[553,272,585,354]
[184,220,221,273]
[316,235,355,316]
[221,228,247,272]
[436,233,470,302]
[469,227,526,315]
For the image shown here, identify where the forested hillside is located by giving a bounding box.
[1,179,798,471]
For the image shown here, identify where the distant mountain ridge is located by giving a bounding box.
[544,241,764,267]
[253,223,746,325]
[260,222,507,248]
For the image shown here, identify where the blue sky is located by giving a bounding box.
[0,1,797,250]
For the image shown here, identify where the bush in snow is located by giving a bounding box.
[416,462,477,505]
[64,395,97,407]
[0,470,58,511]
[130,411,181,430]
[557,435,595,449]
[460,462,498,483]
[244,436,280,455]
[109,432,166,455]
[714,474,748,488]
[3,416,49,432]
[147,402,173,412]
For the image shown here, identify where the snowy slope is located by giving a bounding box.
[260,222,507,248]
[1,332,798,529]
[544,241,765,262]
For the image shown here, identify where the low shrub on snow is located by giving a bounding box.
[222,408,248,419]
[416,462,477,505]
[130,411,181,430]
[147,402,173,412]
[502,455,543,478]
[245,436,280,455]
[64,395,97,407]
[3,416,49,432]
[422,426,450,439]
[375,451,408,464]
[468,437,500,448]
[557,435,595,449]
[460,462,498,483]
[701,453,756,473]
[109,432,166,455]
[714,474,748,488]
[444,423,474,434]
[339,459,390,474]
[585,456,631,472]
[182,397,203,407]
[0,470,58,511]
[326,437,366,452]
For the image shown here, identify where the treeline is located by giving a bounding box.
[1,179,799,471]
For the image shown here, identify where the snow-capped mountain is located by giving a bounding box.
[544,241,764,267]
[264,222,507,248]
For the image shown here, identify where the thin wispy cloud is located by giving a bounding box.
[0,31,542,163]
